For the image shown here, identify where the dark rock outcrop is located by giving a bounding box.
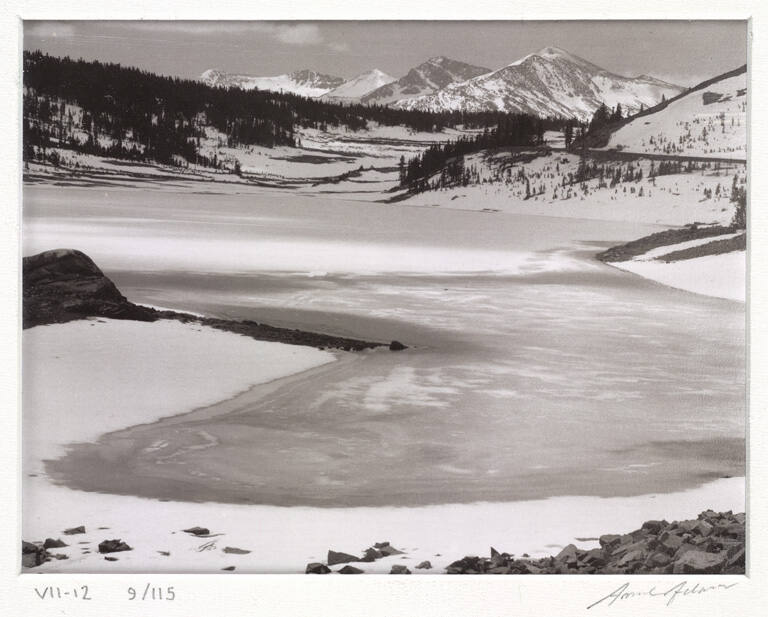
[327,550,361,566]
[360,547,383,562]
[43,538,68,549]
[389,340,407,351]
[22,249,391,352]
[415,560,432,569]
[223,546,251,555]
[98,539,132,553]
[378,544,405,556]
[22,541,50,568]
[182,526,210,536]
[63,526,86,535]
[390,564,412,574]
[338,565,364,574]
[444,511,745,574]
[305,562,331,574]
[23,249,157,328]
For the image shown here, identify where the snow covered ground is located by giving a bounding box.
[605,71,747,159]
[22,318,743,574]
[402,150,744,226]
[606,233,746,302]
[22,319,335,468]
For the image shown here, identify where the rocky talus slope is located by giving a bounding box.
[444,510,745,575]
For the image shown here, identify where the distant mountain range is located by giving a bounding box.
[201,47,685,121]
[322,69,396,102]
[200,68,345,98]
[360,57,491,106]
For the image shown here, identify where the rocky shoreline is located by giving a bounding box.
[440,510,745,575]
[23,248,403,352]
[595,223,739,263]
[22,510,745,574]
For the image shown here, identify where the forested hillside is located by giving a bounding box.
[22,51,506,169]
[398,114,565,190]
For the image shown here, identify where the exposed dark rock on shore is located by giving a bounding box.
[445,511,745,574]
[23,249,155,327]
[595,224,737,263]
[22,540,50,568]
[327,550,361,566]
[98,539,132,554]
[63,525,86,535]
[43,538,68,549]
[21,511,744,572]
[23,248,390,351]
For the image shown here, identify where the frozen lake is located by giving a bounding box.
[23,184,745,507]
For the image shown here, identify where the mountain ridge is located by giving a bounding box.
[360,56,492,106]
[394,47,685,121]
[200,68,345,97]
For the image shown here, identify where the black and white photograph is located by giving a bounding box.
[16,16,749,583]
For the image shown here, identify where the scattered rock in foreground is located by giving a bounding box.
[43,538,68,549]
[22,541,50,568]
[338,565,364,574]
[390,565,412,574]
[98,539,133,554]
[63,526,86,535]
[445,511,745,574]
[305,562,331,574]
[416,560,432,570]
[389,340,407,351]
[327,550,361,565]
[221,566,236,571]
[223,546,251,555]
[182,526,210,536]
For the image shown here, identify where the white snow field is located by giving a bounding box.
[402,149,745,227]
[607,232,746,302]
[605,71,747,159]
[22,319,335,467]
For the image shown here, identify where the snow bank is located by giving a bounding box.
[23,472,743,573]
[22,318,335,467]
[605,72,747,159]
[610,251,745,302]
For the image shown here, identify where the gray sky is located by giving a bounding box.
[24,21,747,88]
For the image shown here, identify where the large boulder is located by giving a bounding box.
[23,249,157,327]
[327,550,360,566]
[98,539,132,554]
[63,526,86,535]
[337,565,364,574]
[390,565,411,574]
[22,541,49,568]
[305,562,331,574]
[673,550,728,574]
[182,526,210,536]
[43,538,68,549]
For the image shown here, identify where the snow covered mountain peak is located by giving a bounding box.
[321,69,397,102]
[199,68,344,97]
[395,47,685,121]
[361,56,491,106]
